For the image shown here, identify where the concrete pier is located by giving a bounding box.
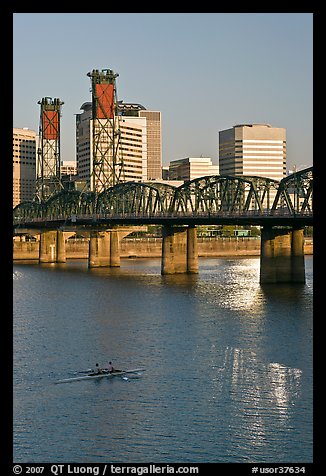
[88,229,123,268]
[110,231,120,267]
[161,225,198,274]
[39,231,57,263]
[56,230,66,263]
[291,228,306,283]
[88,231,111,268]
[187,226,199,274]
[260,226,305,283]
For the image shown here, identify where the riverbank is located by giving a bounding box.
[13,237,313,260]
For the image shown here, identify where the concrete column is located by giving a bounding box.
[161,226,188,274]
[161,226,175,274]
[274,231,292,283]
[173,228,188,273]
[110,230,121,267]
[260,227,276,283]
[88,231,110,268]
[187,226,198,273]
[39,231,57,263]
[260,226,305,284]
[291,228,305,283]
[56,230,66,263]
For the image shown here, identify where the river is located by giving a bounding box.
[13,256,313,463]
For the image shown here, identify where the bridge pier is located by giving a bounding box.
[187,225,199,273]
[39,231,57,263]
[260,226,305,283]
[88,230,121,268]
[56,230,66,263]
[291,228,306,282]
[110,231,121,267]
[88,231,111,268]
[39,230,67,263]
[161,225,198,274]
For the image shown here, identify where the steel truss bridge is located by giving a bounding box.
[13,167,313,229]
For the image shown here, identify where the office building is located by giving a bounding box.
[219,124,286,180]
[169,157,219,181]
[119,114,147,182]
[118,102,162,180]
[75,102,92,188]
[13,128,37,207]
[139,110,162,180]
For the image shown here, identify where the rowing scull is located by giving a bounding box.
[55,368,145,384]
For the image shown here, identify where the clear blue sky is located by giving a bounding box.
[13,13,313,170]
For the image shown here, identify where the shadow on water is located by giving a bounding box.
[14,258,202,289]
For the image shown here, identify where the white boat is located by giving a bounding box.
[55,368,145,384]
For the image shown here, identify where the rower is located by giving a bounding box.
[107,361,114,373]
[94,363,103,374]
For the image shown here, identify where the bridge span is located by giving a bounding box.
[13,168,313,283]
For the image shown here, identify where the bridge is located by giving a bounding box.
[13,167,313,283]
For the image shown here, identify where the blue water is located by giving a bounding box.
[13,257,313,463]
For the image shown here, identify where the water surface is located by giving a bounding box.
[13,257,313,463]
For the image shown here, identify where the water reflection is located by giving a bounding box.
[13,270,24,280]
[218,346,302,424]
[268,362,302,417]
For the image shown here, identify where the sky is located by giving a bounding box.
[13,12,313,171]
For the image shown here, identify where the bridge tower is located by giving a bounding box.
[87,68,125,193]
[35,97,64,202]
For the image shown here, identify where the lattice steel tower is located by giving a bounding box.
[36,97,64,202]
[87,68,125,192]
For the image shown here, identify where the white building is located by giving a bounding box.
[169,157,219,181]
[119,115,147,182]
[219,123,286,181]
[13,127,37,207]
[118,102,162,181]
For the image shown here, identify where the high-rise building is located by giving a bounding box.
[169,157,219,181]
[75,102,92,189]
[139,110,162,180]
[219,124,286,180]
[13,128,37,207]
[118,102,162,181]
[119,114,147,182]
